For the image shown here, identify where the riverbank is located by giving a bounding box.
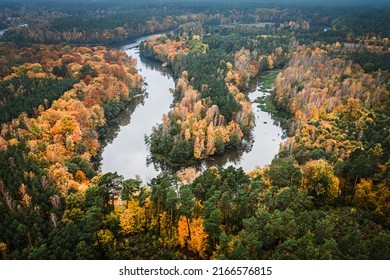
[203,71,285,172]
[99,39,175,181]
[99,37,285,179]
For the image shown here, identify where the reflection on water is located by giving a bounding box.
[203,80,285,172]
[100,36,285,181]
[146,76,286,174]
[100,40,175,181]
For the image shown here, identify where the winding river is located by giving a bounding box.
[100,36,284,181]
[100,35,175,181]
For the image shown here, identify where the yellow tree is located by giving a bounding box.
[188,217,208,259]
[354,179,376,210]
[177,216,208,258]
[120,199,146,234]
[206,122,216,155]
[302,159,340,204]
[178,215,190,248]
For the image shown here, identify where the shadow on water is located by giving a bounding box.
[202,132,255,169]
[147,70,287,174]
[99,34,286,180]
[201,71,287,172]
[93,96,145,170]
[99,41,176,181]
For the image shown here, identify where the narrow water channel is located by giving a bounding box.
[203,79,284,171]
[100,36,284,181]
[100,36,175,181]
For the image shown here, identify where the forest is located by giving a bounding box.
[141,28,288,165]
[0,0,389,260]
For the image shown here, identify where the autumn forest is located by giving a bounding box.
[0,0,389,260]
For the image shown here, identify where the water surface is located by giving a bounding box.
[101,37,284,181]
[101,37,174,181]
[204,80,284,171]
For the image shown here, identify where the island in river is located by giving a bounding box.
[100,37,284,181]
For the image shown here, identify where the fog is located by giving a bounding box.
[0,0,389,7]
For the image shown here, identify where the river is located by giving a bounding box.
[100,35,175,181]
[203,78,284,172]
[100,36,284,181]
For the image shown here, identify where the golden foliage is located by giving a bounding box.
[177,216,208,258]
[0,44,143,193]
[302,159,340,203]
[143,35,256,160]
[120,199,146,234]
[178,215,190,248]
[275,47,389,159]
